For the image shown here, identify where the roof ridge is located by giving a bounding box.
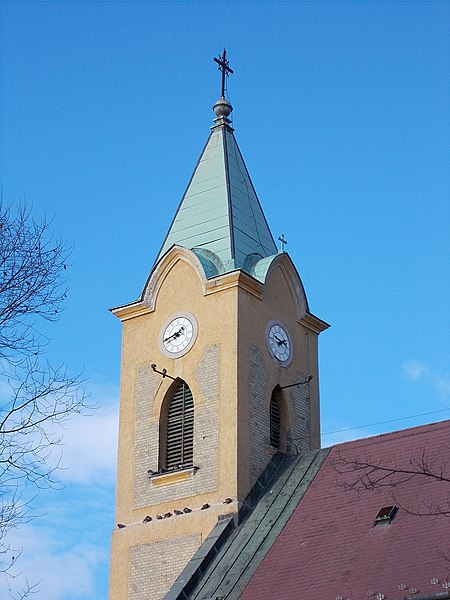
[190,455,305,599]
[188,449,330,600]
[329,418,450,451]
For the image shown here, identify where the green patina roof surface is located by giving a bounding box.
[157,121,277,278]
[164,449,330,600]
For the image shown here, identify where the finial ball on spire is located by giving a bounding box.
[213,97,233,118]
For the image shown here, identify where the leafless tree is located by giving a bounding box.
[0,201,93,595]
[334,446,450,517]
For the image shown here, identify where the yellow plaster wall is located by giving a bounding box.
[109,248,327,599]
[236,259,322,498]
[110,505,237,600]
[114,254,242,521]
[110,251,245,599]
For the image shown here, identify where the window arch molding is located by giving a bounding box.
[151,375,202,418]
[158,378,195,471]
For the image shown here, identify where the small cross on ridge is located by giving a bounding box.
[278,234,288,252]
[214,48,234,97]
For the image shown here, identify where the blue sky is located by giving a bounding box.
[0,1,449,598]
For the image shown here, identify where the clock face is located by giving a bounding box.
[267,323,291,363]
[160,314,197,357]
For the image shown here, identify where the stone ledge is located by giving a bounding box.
[150,467,199,487]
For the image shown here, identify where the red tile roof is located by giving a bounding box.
[240,420,450,600]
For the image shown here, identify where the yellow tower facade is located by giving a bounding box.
[109,58,328,600]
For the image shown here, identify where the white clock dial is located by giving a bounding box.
[160,314,197,357]
[267,323,291,363]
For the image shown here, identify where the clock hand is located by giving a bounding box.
[163,326,185,343]
[274,334,287,346]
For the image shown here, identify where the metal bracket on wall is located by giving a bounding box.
[151,363,177,381]
[279,374,313,390]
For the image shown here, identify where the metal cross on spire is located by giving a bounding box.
[214,48,234,97]
[278,234,288,252]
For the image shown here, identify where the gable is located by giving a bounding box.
[142,246,206,312]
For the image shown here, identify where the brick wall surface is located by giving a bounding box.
[248,347,311,487]
[289,370,311,454]
[192,343,220,493]
[134,346,220,508]
[129,533,201,600]
[249,345,270,485]
[134,364,161,507]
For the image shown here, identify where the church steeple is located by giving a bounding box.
[156,52,278,280]
[110,52,328,600]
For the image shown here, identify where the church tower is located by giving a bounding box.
[109,51,328,600]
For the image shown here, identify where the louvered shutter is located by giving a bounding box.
[166,383,194,469]
[270,392,281,449]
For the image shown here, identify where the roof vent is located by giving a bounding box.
[374,505,397,526]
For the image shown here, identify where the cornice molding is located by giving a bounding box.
[205,270,263,299]
[298,312,330,334]
[110,302,151,321]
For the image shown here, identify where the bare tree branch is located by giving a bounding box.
[0,200,96,596]
[335,448,450,488]
[334,445,450,519]
[0,203,69,366]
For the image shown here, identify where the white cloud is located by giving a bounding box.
[0,380,117,598]
[57,382,119,486]
[58,406,119,486]
[402,359,450,401]
[402,359,429,380]
[435,374,450,399]
[0,375,120,487]
[0,522,104,600]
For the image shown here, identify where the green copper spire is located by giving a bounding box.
[156,54,277,280]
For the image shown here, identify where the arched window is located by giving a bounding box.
[160,380,194,470]
[270,387,288,453]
